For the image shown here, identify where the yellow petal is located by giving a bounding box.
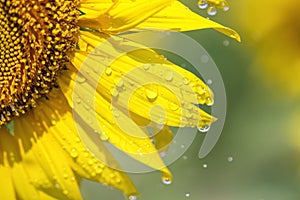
[78,0,240,41]
[33,88,139,197]
[76,31,215,129]
[58,65,173,182]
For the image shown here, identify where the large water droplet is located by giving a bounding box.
[145,87,158,102]
[207,6,217,16]
[197,125,210,133]
[162,177,172,185]
[198,0,208,9]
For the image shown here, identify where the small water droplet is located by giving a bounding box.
[182,155,188,160]
[206,97,214,106]
[111,89,119,98]
[100,133,109,141]
[76,74,86,83]
[160,151,167,157]
[207,79,212,85]
[202,164,208,168]
[128,195,138,200]
[116,79,124,88]
[227,156,233,162]
[223,40,230,46]
[183,77,189,85]
[198,0,208,9]
[168,101,179,111]
[70,148,79,158]
[75,98,81,104]
[197,125,210,132]
[207,6,217,16]
[185,193,191,198]
[222,1,230,11]
[165,71,173,81]
[143,64,150,70]
[105,67,112,76]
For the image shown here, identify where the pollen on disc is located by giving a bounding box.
[0,0,80,125]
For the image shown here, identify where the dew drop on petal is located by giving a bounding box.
[207,6,217,16]
[70,148,79,158]
[198,0,208,9]
[221,1,230,11]
[105,67,112,76]
[145,87,158,102]
[165,71,174,81]
[197,125,210,133]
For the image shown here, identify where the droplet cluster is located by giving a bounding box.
[198,0,230,16]
[0,0,79,125]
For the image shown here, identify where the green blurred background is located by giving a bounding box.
[80,0,300,199]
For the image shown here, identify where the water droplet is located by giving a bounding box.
[197,125,210,132]
[143,64,150,70]
[75,98,81,104]
[206,97,214,106]
[222,1,230,11]
[145,87,158,102]
[128,195,138,200]
[100,133,109,141]
[207,79,212,85]
[111,89,119,98]
[105,67,112,76]
[162,177,172,185]
[70,148,79,158]
[185,193,191,197]
[116,79,124,88]
[198,0,208,9]
[207,6,217,16]
[165,71,173,81]
[160,151,167,157]
[227,156,233,162]
[182,155,188,160]
[76,74,86,83]
[202,164,208,168]
[168,101,179,111]
[223,40,230,46]
[183,77,189,85]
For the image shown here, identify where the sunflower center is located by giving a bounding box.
[0,0,79,125]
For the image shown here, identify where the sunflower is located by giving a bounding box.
[231,0,300,96]
[0,0,239,199]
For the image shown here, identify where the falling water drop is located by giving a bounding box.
[227,156,233,162]
[162,177,172,185]
[197,125,210,133]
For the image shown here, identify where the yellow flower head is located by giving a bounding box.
[0,0,239,199]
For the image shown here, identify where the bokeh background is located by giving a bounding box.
[80,0,300,199]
